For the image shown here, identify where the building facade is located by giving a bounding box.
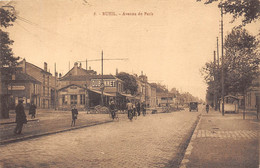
[13,59,56,108]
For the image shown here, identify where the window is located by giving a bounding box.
[80,94,85,105]
[43,86,45,96]
[43,75,45,85]
[70,95,77,105]
[62,95,67,105]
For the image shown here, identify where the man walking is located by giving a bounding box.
[136,102,141,116]
[29,102,37,119]
[14,99,27,134]
[71,106,78,126]
[126,100,133,118]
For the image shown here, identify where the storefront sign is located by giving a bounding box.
[8,85,25,90]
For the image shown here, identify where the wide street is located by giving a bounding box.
[0,108,200,168]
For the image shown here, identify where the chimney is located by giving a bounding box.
[74,62,78,67]
[44,62,47,71]
[59,73,62,78]
[116,68,118,75]
[79,63,82,68]
[141,71,143,76]
[22,59,26,73]
[74,62,78,75]
[89,66,91,70]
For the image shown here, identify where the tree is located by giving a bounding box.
[198,0,260,26]
[224,27,259,94]
[116,72,138,95]
[0,6,19,118]
[150,83,168,93]
[201,27,260,103]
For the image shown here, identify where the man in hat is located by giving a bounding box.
[14,98,27,134]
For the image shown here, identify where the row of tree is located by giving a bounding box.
[200,0,260,108]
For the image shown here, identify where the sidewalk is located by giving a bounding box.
[0,109,114,145]
[180,109,259,168]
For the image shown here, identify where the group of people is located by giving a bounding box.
[108,99,147,120]
[13,98,147,134]
[125,100,146,119]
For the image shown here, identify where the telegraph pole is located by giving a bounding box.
[217,37,220,111]
[54,63,57,110]
[101,50,104,106]
[213,51,217,111]
[221,6,225,116]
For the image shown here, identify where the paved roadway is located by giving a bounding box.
[0,109,200,168]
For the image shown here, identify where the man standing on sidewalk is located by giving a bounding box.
[14,99,27,134]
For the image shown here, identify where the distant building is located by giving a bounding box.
[89,75,124,107]
[156,92,175,107]
[57,63,124,110]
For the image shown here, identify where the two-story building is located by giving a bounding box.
[89,75,124,107]
[1,67,41,109]
[16,59,56,108]
[57,62,124,110]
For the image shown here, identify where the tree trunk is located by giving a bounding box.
[243,90,246,120]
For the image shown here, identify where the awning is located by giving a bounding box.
[119,93,140,100]
[119,93,134,98]
[88,88,115,97]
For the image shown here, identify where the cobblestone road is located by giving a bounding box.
[0,110,199,168]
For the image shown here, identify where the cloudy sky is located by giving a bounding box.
[1,0,259,100]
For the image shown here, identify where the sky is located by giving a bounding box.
[1,0,259,100]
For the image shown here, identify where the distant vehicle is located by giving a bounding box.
[189,102,198,112]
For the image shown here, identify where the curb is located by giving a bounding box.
[165,113,201,168]
[0,119,39,125]
[179,114,202,168]
[0,120,112,146]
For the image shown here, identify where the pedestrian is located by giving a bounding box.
[29,102,37,119]
[141,102,146,116]
[14,98,27,134]
[206,104,209,113]
[109,100,116,119]
[136,101,141,116]
[133,102,136,117]
[71,105,78,127]
[126,100,133,118]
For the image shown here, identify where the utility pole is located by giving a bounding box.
[167,85,169,111]
[100,51,104,106]
[213,51,217,111]
[217,37,220,112]
[221,6,225,116]
[54,63,56,110]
